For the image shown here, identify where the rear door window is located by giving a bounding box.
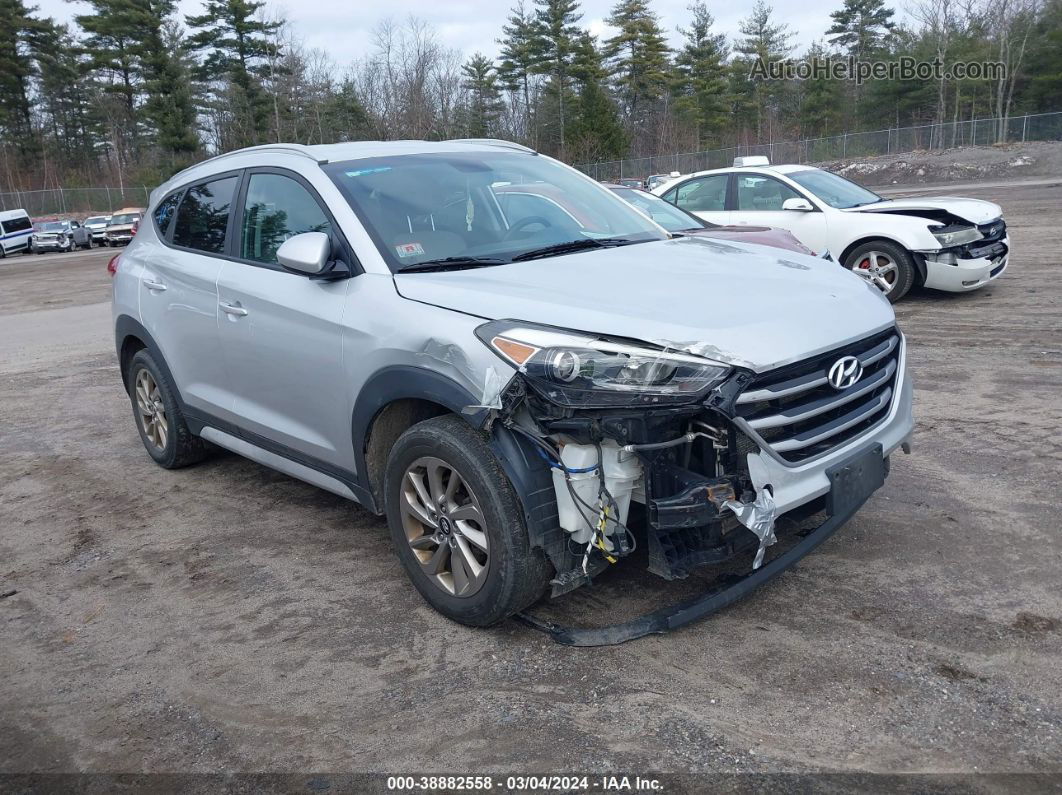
[172,176,238,254]
[667,175,728,212]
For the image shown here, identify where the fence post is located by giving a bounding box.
[842,132,847,158]
[1022,115,1028,142]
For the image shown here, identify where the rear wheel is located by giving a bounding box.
[844,240,915,303]
[127,349,207,469]
[384,415,551,627]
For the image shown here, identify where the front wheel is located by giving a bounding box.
[384,415,551,627]
[843,240,916,303]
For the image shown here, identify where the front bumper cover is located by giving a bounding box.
[920,235,1009,291]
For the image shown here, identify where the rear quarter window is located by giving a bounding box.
[153,193,182,238]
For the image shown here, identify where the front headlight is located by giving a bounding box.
[476,320,731,408]
[930,224,982,247]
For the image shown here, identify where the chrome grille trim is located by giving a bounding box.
[737,335,897,404]
[772,389,893,452]
[734,329,902,464]
[746,359,896,430]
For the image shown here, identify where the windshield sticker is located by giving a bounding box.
[345,167,392,178]
[395,242,425,258]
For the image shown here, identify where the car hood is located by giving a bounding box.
[688,226,813,255]
[847,197,1002,224]
[394,236,895,372]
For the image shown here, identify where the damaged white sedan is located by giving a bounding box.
[654,157,1009,302]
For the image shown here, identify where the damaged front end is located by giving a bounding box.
[474,320,908,644]
[476,320,822,602]
[917,216,1010,291]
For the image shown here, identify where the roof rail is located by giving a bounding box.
[164,143,325,186]
[446,138,537,154]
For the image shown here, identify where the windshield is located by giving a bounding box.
[608,187,709,233]
[324,152,665,270]
[110,213,137,225]
[85,216,107,224]
[41,222,66,231]
[788,169,882,209]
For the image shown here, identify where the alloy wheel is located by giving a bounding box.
[135,369,168,450]
[400,456,490,598]
[852,250,899,295]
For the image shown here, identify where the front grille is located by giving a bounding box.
[978,219,1006,242]
[734,328,901,464]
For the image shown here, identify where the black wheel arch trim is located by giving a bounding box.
[351,366,491,502]
[115,315,182,400]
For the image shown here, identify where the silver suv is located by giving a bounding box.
[112,140,913,639]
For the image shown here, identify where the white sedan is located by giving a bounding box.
[652,157,1009,302]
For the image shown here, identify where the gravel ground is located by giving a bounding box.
[1,181,1060,776]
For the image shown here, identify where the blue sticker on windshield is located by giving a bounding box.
[345,167,392,177]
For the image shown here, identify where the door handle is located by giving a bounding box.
[219,301,248,317]
[144,280,167,291]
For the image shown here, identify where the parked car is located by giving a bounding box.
[84,215,112,244]
[112,140,912,639]
[104,209,144,246]
[614,178,644,189]
[604,183,827,258]
[31,219,92,253]
[645,171,680,191]
[653,156,1009,302]
[0,208,33,257]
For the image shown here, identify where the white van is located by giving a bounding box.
[0,209,33,257]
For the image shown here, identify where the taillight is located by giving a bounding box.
[131,218,139,236]
[107,254,120,276]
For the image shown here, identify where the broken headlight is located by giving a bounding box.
[930,224,982,248]
[476,320,731,408]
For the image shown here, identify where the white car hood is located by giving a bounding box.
[395,236,895,373]
[848,196,1002,224]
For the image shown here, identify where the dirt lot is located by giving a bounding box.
[1,182,1061,776]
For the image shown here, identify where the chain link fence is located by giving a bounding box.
[0,186,152,218]
[576,111,1062,182]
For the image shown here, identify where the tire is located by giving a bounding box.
[126,349,207,469]
[384,414,551,627]
[843,240,916,303]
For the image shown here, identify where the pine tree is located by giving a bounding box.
[185,0,281,148]
[673,1,729,148]
[0,0,44,152]
[497,1,540,141]
[134,2,198,158]
[735,0,793,140]
[76,0,143,156]
[826,0,895,59]
[797,42,843,138]
[528,0,582,156]
[462,53,504,137]
[604,0,670,125]
[568,32,626,163]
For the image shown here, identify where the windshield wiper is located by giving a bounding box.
[396,256,507,273]
[510,237,643,262]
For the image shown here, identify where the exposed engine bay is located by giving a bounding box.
[485,349,780,598]
[479,321,904,602]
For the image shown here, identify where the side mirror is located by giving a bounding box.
[277,232,331,275]
[782,197,814,212]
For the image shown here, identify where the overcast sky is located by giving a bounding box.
[34,0,904,66]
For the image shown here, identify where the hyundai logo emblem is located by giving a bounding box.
[827,355,863,390]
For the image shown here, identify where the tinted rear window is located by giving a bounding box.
[2,216,32,234]
[172,177,237,254]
